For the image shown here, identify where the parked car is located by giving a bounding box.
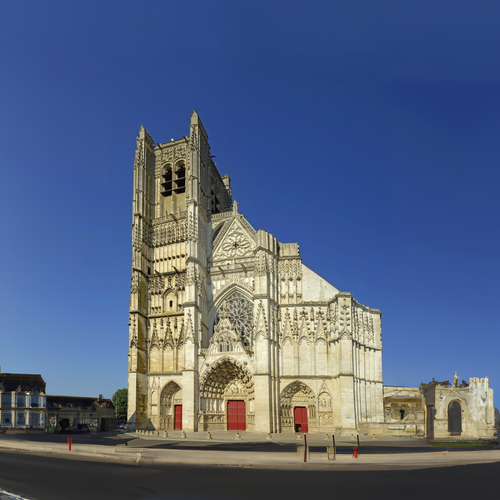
[66,424,90,434]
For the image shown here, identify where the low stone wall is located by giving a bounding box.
[0,427,45,435]
[358,422,425,437]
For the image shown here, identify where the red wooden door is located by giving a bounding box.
[174,405,182,430]
[294,406,308,433]
[227,400,246,431]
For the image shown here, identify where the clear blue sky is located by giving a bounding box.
[1,1,499,401]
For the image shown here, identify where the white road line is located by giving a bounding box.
[0,489,31,500]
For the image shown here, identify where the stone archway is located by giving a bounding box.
[199,357,254,431]
[159,381,182,430]
[448,400,462,435]
[280,381,317,433]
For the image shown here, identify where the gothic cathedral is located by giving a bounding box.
[127,111,385,435]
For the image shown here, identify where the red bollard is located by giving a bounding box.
[68,437,72,451]
[353,447,358,458]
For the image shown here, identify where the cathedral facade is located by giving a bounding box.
[127,111,383,435]
[127,112,496,439]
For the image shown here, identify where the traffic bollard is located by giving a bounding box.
[353,446,358,458]
[68,437,72,451]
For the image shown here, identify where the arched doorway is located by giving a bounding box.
[448,400,462,435]
[159,381,182,430]
[199,357,254,431]
[280,381,316,433]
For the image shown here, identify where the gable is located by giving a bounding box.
[212,217,256,261]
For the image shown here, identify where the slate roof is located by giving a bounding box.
[0,374,46,393]
[46,396,97,411]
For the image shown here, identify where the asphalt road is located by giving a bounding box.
[0,451,499,500]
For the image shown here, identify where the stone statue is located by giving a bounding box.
[452,372,460,387]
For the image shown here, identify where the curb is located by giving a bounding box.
[0,440,499,471]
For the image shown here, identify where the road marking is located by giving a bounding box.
[0,489,30,500]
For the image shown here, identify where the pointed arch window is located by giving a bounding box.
[219,332,234,352]
[214,292,253,346]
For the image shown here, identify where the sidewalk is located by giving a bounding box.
[0,432,498,471]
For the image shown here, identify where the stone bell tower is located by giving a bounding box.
[127,111,232,431]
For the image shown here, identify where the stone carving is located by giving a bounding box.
[278,259,302,280]
[148,274,164,295]
[318,392,332,412]
[188,212,198,242]
[255,253,269,276]
[224,379,246,397]
[280,308,293,343]
[328,301,338,339]
[152,219,188,247]
[184,312,194,344]
[281,381,315,402]
[161,144,186,163]
[213,218,255,261]
[130,271,141,293]
[212,272,254,296]
[186,262,199,286]
[190,125,198,151]
[212,221,231,250]
[198,213,207,249]
[221,228,251,257]
[199,357,254,399]
[254,301,268,340]
[133,140,144,170]
[338,302,352,340]
[210,304,242,353]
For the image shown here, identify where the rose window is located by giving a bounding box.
[214,292,253,346]
[221,230,251,257]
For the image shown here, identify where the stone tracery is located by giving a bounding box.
[213,291,253,346]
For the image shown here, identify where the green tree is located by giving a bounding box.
[112,388,128,420]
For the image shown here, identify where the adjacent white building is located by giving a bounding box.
[0,373,47,430]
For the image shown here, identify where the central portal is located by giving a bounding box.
[199,356,254,431]
[227,400,246,431]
